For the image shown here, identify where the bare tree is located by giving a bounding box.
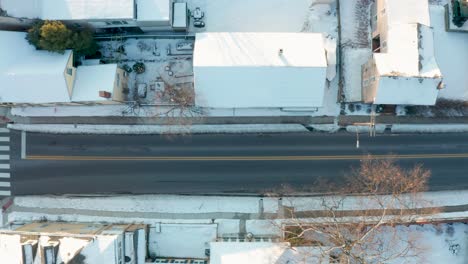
[276,157,436,264]
[155,83,204,135]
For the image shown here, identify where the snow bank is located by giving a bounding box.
[391,124,468,133]
[8,124,308,134]
[308,123,340,132]
[14,195,276,214]
[346,124,387,133]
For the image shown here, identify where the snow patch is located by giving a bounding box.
[392,124,468,133]
[8,124,309,134]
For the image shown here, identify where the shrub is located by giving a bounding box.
[132,62,145,74]
[26,20,98,55]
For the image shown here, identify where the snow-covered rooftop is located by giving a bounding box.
[384,0,431,27]
[370,0,442,105]
[0,30,119,104]
[193,32,327,108]
[374,24,441,78]
[210,242,320,264]
[1,0,135,20]
[136,0,170,22]
[194,32,327,67]
[72,64,117,102]
[0,31,72,104]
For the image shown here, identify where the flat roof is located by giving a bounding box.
[194,32,327,67]
[72,64,117,102]
[2,0,135,20]
[193,32,327,108]
[0,31,72,104]
[172,2,188,28]
[137,0,170,21]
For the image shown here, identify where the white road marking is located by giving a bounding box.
[0,155,9,160]
[0,173,10,178]
[0,146,9,151]
[0,182,10,187]
[21,131,26,159]
[0,137,9,142]
[0,164,10,169]
[0,190,11,196]
[0,128,8,133]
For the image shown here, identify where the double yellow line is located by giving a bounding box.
[24,153,468,161]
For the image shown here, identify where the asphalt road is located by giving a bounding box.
[9,131,468,195]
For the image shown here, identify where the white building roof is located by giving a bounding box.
[0,31,72,104]
[194,32,327,108]
[210,242,321,264]
[71,64,117,102]
[172,2,188,29]
[384,0,430,27]
[137,0,170,22]
[194,32,327,67]
[372,0,442,105]
[1,0,134,20]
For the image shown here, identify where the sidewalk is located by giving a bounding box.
[339,115,468,125]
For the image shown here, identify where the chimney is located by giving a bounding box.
[99,91,112,98]
[278,48,283,56]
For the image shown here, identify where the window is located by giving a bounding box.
[116,73,121,87]
[122,21,128,24]
[66,68,73,76]
[372,35,381,53]
[112,21,123,25]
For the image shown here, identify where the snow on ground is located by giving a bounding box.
[387,223,468,264]
[339,0,372,102]
[6,192,468,261]
[10,104,326,117]
[341,48,371,102]
[391,124,468,133]
[13,195,278,214]
[430,6,468,101]
[8,123,309,134]
[11,190,468,217]
[99,37,194,104]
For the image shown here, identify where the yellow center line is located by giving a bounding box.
[24,153,468,161]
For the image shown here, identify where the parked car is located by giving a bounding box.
[193,21,205,28]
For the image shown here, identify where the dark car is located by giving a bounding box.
[193,21,205,28]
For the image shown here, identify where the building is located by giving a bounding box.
[210,242,324,264]
[0,222,147,264]
[193,32,327,109]
[361,0,443,105]
[0,30,127,105]
[0,0,180,33]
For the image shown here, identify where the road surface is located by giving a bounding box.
[9,131,468,195]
